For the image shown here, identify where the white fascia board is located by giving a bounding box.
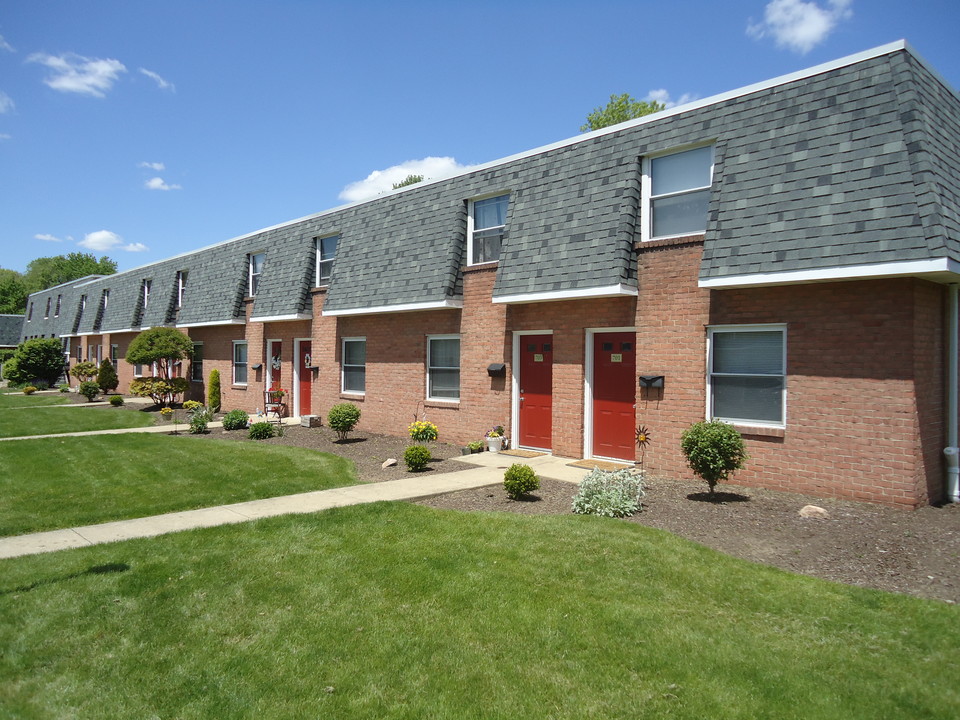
[248,313,314,323]
[493,284,638,305]
[698,258,960,289]
[322,299,463,317]
[100,328,139,334]
[176,319,247,329]
[75,331,102,337]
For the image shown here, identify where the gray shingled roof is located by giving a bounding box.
[0,315,23,347]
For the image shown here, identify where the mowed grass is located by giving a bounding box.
[0,403,156,438]
[0,389,70,408]
[1,503,957,719]
[0,435,357,536]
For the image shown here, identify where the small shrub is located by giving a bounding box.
[207,369,222,412]
[59,384,70,393]
[70,361,99,382]
[97,359,119,394]
[572,467,645,517]
[248,421,277,440]
[130,376,189,407]
[109,394,125,407]
[408,420,438,443]
[22,385,37,395]
[183,400,203,412]
[468,440,484,452]
[186,403,214,434]
[222,409,250,431]
[680,420,748,496]
[78,381,100,402]
[328,402,361,441]
[404,444,432,471]
[504,463,540,499]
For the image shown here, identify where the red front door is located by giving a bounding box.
[298,341,312,415]
[268,340,282,390]
[593,332,637,461]
[518,335,552,450]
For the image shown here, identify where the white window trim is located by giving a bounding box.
[640,142,715,242]
[341,337,366,395]
[232,340,248,386]
[142,280,151,308]
[426,334,461,403]
[706,323,787,429]
[466,191,509,267]
[315,235,338,287]
[177,271,187,308]
[249,253,265,297]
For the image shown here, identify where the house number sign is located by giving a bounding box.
[534,353,544,362]
[611,353,623,363]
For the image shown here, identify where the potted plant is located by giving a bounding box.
[485,425,505,452]
[268,387,287,403]
[468,440,484,454]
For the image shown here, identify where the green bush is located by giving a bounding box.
[248,421,277,440]
[222,409,250,431]
[328,402,361,441]
[7,338,65,386]
[207,369,221,412]
[680,420,748,496]
[403,444,432,471]
[109,394,125,407]
[571,467,645,517]
[70,361,100,382]
[22,385,37,395]
[129,376,189,407]
[78,381,100,402]
[503,463,540,499]
[97,359,119,393]
[408,420,438,443]
[59,384,70,393]
[186,403,214,434]
[183,400,202,412]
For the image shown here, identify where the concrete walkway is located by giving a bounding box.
[0,450,589,560]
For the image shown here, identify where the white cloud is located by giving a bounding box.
[139,161,165,171]
[339,157,477,203]
[0,35,13,53]
[145,176,181,191]
[27,52,127,97]
[78,230,146,253]
[747,0,853,54]
[139,68,174,92]
[0,90,13,114]
[645,89,698,109]
[34,233,61,242]
[0,133,10,141]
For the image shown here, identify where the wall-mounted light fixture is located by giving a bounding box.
[638,375,664,389]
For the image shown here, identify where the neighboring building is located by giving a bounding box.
[0,314,24,380]
[21,41,960,507]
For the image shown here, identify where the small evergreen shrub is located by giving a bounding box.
[408,420,438,443]
[572,467,645,517]
[248,421,277,440]
[222,409,250,431]
[403,444,432,471]
[207,369,221,412]
[328,402,361,441]
[22,385,37,395]
[680,420,748,496]
[109,394,124,407]
[97,359,119,394]
[78,381,100,402]
[183,400,203,412]
[70,361,99,382]
[503,463,540,499]
[59,384,70,393]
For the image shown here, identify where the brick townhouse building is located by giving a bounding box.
[19,41,960,507]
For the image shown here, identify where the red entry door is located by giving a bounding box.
[298,341,312,416]
[518,335,553,450]
[268,340,282,390]
[593,332,637,461]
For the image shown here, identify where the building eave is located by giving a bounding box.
[493,284,638,305]
[698,258,960,289]
[322,299,463,317]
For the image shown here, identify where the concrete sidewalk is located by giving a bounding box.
[0,452,588,560]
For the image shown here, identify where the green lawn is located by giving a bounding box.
[1,503,957,719]
[0,435,357,536]
[0,389,70,408]
[0,403,157,438]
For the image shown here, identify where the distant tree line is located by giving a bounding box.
[0,252,118,315]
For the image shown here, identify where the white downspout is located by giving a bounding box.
[945,284,959,503]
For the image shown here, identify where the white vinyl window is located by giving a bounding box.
[233,341,248,385]
[341,338,366,394]
[468,194,509,265]
[177,271,188,308]
[427,335,460,401]
[643,144,714,240]
[708,325,786,427]
[142,280,151,308]
[191,343,203,382]
[315,235,338,286]
[249,253,265,296]
[111,344,119,370]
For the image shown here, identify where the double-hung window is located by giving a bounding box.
[142,280,151,308]
[191,343,203,382]
[316,235,338,286]
[249,253,265,296]
[469,194,509,265]
[427,335,460,401]
[708,325,786,427]
[110,344,119,371]
[341,338,366,394]
[644,144,714,240]
[233,341,248,385]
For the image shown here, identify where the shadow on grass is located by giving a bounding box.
[686,491,751,503]
[0,563,130,597]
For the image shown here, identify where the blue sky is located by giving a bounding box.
[1,0,958,274]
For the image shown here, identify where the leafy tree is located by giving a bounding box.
[0,268,28,314]
[70,361,100,382]
[680,420,748,496]
[6,338,65,386]
[580,93,665,132]
[125,327,194,380]
[23,253,117,294]
[392,174,424,189]
[98,358,119,394]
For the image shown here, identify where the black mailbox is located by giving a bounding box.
[487,363,506,377]
[638,375,664,389]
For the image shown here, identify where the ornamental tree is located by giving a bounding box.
[125,327,194,381]
[6,338,64,386]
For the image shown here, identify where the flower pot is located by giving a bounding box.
[486,436,504,452]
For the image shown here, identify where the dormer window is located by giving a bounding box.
[315,235,338,286]
[55,294,61,317]
[142,279,152,308]
[249,253,265,296]
[177,271,188,308]
[44,298,51,318]
[468,193,509,265]
[27,302,33,321]
[643,144,714,240]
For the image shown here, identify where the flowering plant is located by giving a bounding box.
[485,425,505,438]
[409,420,439,443]
[268,388,287,400]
